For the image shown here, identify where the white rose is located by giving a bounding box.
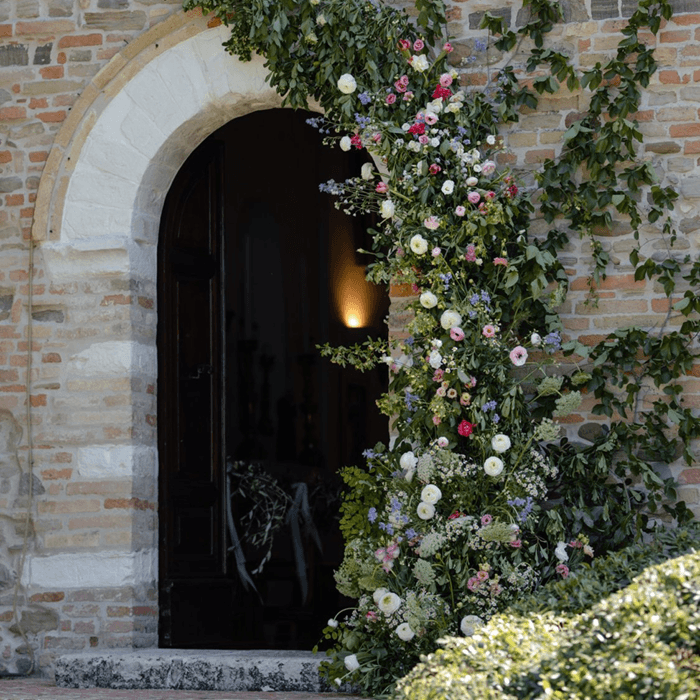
[411,54,430,72]
[381,200,395,218]
[416,502,435,520]
[440,309,462,330]
[410,234,428,255]
[491,434,511,453]
[441,180,455,195]
[427,99,443,113]
[421,484,442,504]
[396,622,415,641]
[531,332,542,346]
[483,456,504,477]
[555,541,569,562]
[327,618,339,628]
[337,73,357,94]
[486,134,496,145]
[400,451,418,482]
[466,176,478,186]
[344,654,360,672]
[428,350,442,369]
[377,591,402,615]
[339,136,352,152]
[361,163,374,180]
[437,437,449,448]
[420,291,438,309]
[460,614,484,637]
[373,587,388,605]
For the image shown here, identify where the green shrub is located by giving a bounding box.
[395,527,700,700]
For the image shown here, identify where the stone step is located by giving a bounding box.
[55,650,333,692]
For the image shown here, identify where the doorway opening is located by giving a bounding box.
[157,108,389,649]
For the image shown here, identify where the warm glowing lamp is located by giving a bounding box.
[346,314,361,328]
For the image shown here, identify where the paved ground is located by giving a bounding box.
[0,679,367,700]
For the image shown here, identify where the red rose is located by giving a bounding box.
[458,420,475,437]
[432,85,451,100]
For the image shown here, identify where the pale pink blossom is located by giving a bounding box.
[450,327,465,341]
[468,191,481,204]
[482,325,496,338]
[493,257,508,266]
[509,346,528,367]
[439,73,453,87]
[455,205,466,216]
[431,247,441,257]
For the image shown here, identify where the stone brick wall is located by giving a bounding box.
[0,0,698,677]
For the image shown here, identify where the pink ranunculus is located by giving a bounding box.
[403,91,414,101]
[432,369,444,382]
[476,569,489,580]
[555,563,570,578]
[493,257,508,266]
[432,415,441,425]
[509,346,528,367]
[385,93,397,105]
[419,134,429,145]
[443,42,453,53]
[398,39,411,51]
[467,191,481,204]
[480,514,493,526]
[431,247,441,257]
[450,327,465,341]
[465,244,477,262]
[376,182,388,193]
[413,38,425,51]
[482,325,496,338]
[439,73,453,87]
[482,160,496,176]
[424,112,438,125]
[429,163,441,175]
[455,205,466,217]
[510,539,522,548]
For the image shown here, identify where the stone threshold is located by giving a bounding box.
[55,650,333,692]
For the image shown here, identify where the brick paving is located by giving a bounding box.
[0,679,366,700]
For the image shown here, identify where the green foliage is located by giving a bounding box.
[396,527,700,700]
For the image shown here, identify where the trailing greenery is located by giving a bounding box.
[396,526,700,700]
[182,0,699,695]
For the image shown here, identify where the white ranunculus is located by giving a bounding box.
[396,622,415,641]
[491,434,511,453]
[410,234,429,255]
[327,618,339,628]
[440,309,462,330]
[417,502,435,520]
[421,484,442,504]
[337,73,357,94]
[411,54,430,72]
[339,136,352,152]
[381,200,395,218]
[344,653,360,671]
[427,98,443,113]
[555,541,569,562]
[400,451,418,482]
[483,456,504,477]
[441,179,455,195]
[460,614,484,636]
[361,163,374,180]
[428,350,442,369]
[531,332,542,346]
[420,291,438,309]
[486,134,496,145]
[466,176,478,186]
[377,591,402,615]
[373,587,388,605]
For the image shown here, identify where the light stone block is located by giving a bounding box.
[77,444,156,479]
[68,341,157,378]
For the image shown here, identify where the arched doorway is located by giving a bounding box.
[157,108,389,649]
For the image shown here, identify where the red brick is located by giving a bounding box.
[10,354,27,367]
[41,468,72,480]
[20,207,34,218]
[684,140,700,154]
[0,25,12,37]
[29,97,48,109]
[37,110,66,123]
[390,283,416,297]
[670,123,700,137]
[0,370,19,382]
[660,29,691,43]
[74,621,95,634]
[30,592,65,603]
[57,51,66,64]
[679,468,700,484]
[0,151,11,163]
[57,33,103,48]
[29,394,46,407]
[53,452,72,463]
[29,152,48,165]
[137,296,153,309]
[15,20,74,35]
[525,149,555,164]
[0,106,27,120]
[5,194,24,206]
[100,294,131,306]
[42,352,62,363]
[673,13,700,25]
[39,65,64,79]
[659,70,682,83]
[104,497,154,511]
[207,16,222,28]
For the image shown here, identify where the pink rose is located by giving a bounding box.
[509,346,528,367]
[450,327,464,341]
[443,42,453,53]
[510,539,522,548]
[385,93,397,105]
[398,39,411,51]
[413,38,425,51]
[468,191,481,204]
[429,163,441,175]
[439,73,453,87]
[555,564,570,578]
[419,134,429,145]
[455,205,466,217]
[375,182,388,193]
[493,257,508,266]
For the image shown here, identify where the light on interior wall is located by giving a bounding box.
[338,274,371,328]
